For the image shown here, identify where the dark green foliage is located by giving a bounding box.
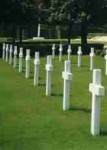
[48,0,107,45]
[49,0,79,25]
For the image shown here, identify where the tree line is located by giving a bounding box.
[0,0,107,46]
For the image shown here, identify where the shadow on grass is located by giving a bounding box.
[70,106,91,113]
[100,130,107,136]
[39,83,46,86]
[39,77,42,80]
[39,83,56,87]
[29,76,34,79]
[51,93,63,97]
[22,70,25,73]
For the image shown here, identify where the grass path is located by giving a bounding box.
[0,55,107,150]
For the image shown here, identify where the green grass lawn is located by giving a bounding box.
[0,55,107,150]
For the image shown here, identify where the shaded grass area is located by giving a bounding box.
[0,37,12,42]
[0,56,107,150]
[23,38,68,43]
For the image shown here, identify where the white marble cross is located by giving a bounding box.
[25,49,30,78]
[13,46,18,68]
[9,45,13,65]
[59,43,63,62]
[19,47,23,72]
[89,69,105,136]
[90,47,95,70]
[67,44,72,60]
[5,44,9,62]
[52,43,56,59]
[77,46,82,67]
[104,50,107,75]
[62,60,72,110]
[2,43,5,60]
[34,52,40,86]
[45,55,53,96]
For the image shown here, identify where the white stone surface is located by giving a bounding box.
[45,55,53,96]
[25,49,30,78]
[90,47,95,70]
[59,43,63,62]
[77,46,82,67]
[5,44,9,62]
[62,60,72,110]
[67,44,72,60]
[52,43,55,59]
[89,69,105,136]
[37,23,41,37]
[104,50,107,75]
[13,46,18,68]
[9,45,13,65]
[2,43,5,60]
[19,47,23,72]
[34,52,40,86]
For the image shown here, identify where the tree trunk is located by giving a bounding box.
[19,25,23,43]
[68,22,72,45]
[12,24,16,43]
[81,18,88,50]
[0,24,3,36]
[56,25,61,39]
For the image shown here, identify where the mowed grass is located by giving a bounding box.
[0,55,107,150]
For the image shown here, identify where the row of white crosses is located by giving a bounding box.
[2,43,105,136]
[53,43,107,74]
[49,44,106,136]
[2,43,30,77]
[56,47,105,136]
[3,42,106,74]
[52,43,82,67]
[90,47,107,74]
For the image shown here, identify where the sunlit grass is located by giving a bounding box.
[0,55,107,150]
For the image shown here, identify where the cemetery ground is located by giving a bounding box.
[0,55,107,150]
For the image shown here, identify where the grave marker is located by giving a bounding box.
[34,52,40,86]
[52,43,55,59]
[104,50,107,75]
[9,45,13,65]
[5,44,9,62]
[59,43,63,62]
[2,43,5,60]
[13,46,18,68]
[62,60,72,110]
[90,47,95,70]
[19,47,23,72]
[45,55,53,96]
[77,46,82,67]
[25,49,30,78]
[67,44,72,60]
[89,69,105,136]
